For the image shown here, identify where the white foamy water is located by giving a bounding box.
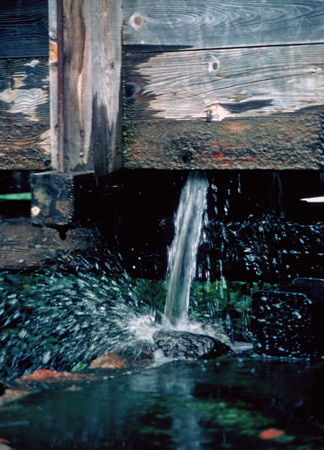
[124,312,232,353]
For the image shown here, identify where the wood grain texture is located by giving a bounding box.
[48,0,59,171]
[0,58,50,170]
[123,0,324,51]
[62,0,123,175]
[0,0,48,58]
[123,113,324,170]
[124,44,324,121]
[0,218,99,269]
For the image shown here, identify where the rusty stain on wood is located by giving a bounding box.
[49,41,58,62]
[123,113,324,170]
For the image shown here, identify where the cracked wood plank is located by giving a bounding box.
[123,0,324,51]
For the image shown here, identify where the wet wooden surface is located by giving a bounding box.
[123,0,324,50]
[123,113,324,170]
[0,218,98,269]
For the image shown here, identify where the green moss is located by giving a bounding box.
[185,398,288,440]
[0,192,31,200]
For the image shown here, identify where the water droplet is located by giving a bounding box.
[42,351,51,364]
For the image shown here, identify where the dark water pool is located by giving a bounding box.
[1,357,324,449]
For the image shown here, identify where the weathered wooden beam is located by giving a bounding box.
[0,0,48,59]
[123,0,324,51]
[0,58,50,170]
[55,0,123,176]
[123,113,324,170]
[0,0,50,171]
[123,43,324,170]
[124,45,324,121]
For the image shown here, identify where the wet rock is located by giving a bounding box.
[232,342,254,357]
[252,278,324,358]
[0,389,31,406]
[4,273,22,286]
[0,440,12,446]
[89,353,128,369]
[118,341,157,367]
[0,381,10,396]
[258,428,285,440]
[90,343,158,370]
[291,277,324,304]
[16,369,95,383]
[0,443,15,450]
[153,330,232,359]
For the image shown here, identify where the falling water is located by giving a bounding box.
[164,171,209,326]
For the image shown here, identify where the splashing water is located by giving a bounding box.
[164,171,209,326]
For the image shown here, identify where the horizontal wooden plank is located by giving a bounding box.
[0,57,50,170]
[123,113,324,170]
[0,58,49,123]
[0,0,48,58]
[124,44,324,121]
[123,0,324,51]
[0,125,51,170]
[0,219,99,269]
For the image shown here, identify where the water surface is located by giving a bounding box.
[1,357,324,449]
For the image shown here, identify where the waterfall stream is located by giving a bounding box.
[164,171,209,326]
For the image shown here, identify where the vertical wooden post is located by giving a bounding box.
[48,0,59,171]
[63,0,122,176]
[56,0,65,173]
[48,0,123,176]
[34,0,123,227]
